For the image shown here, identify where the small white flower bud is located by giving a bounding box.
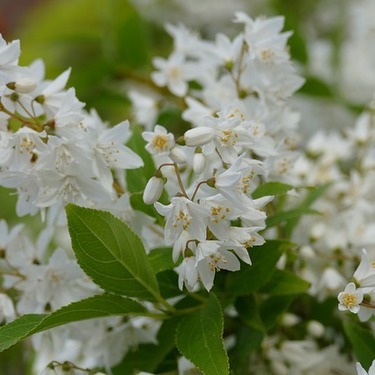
[309,222,325,241]
[300,245,315,259]
[170,146,187,164]
[281,313,300,327]
[184,127,215,147]
[143,176,164,205]
[307,320,325,338]
[14,78,37,93]
[193,152,206,174]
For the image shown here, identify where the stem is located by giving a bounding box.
[0,100,41,132]
[158,162,189,198]
[360,301,375,309]
[173,163,189,198]
[153,294,177,314]
[191,180,208,202]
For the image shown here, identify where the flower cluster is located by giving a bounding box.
[1,5,375,374]
[0,35,159,373]
[137,13,303,291]
[0,36,143,219]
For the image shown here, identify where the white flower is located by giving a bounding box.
[91,120,143,190]
[353,249,375,293]
[175,256,199,292]
[154,196,208,245]
[142,125,175,155]
[356,360,375,375]
[16,248,91,314]
[195,240,240,291]
[0,219,23,248]
[0,293,16,322]
[202,194,244,240]
[0,35,20,66]
[128,88,159,130]
[338,282,363,314]
[151,51,194,96]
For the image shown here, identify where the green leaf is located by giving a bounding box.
[0,294,146,353]
[112,317,180,375]
[0,315,45,353]
[261,269,310,295]
[228,325,264,375]
[252,182,294,199]
[129,191,157,217]
[156,270,182,299]
[235,295,264,331]
[299,76,334,97]
[66,204,160,300]
[225,240,286,296]
[148,247,175,274]
[176,294,229,375]
[261,295,297,330]
[343,320,375,369]
[266,207,320,228]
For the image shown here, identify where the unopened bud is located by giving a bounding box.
[143,176,165,205]
[300,245,315,259]
[184,127,215,147]
[7,78,37,94]
[281,313,300,327]
[193,152,206,174]
[307,320,325,338]
[170,146,187,164]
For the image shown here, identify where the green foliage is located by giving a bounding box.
[261,269,310,295]
[252,181,294,199]
[176,294,229,375]
[343,320,375,369]
[66,204,160,300]
[225,240,286,296]
[112,318,180,375]
[148,247,175,274]
[0,294,146,353]
[228,325,264,375]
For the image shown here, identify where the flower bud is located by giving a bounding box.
[7,78,37,94]
[193,152,206,174]
[143,176,165,205]
[307,320,325,338]
[281,313,300,327]
[184,127,215,147]
[300,245,315,259]
[170,146,187,164]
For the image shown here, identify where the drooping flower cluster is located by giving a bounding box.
[135,13,304,292]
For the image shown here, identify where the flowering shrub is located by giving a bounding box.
[1,5,375,375]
